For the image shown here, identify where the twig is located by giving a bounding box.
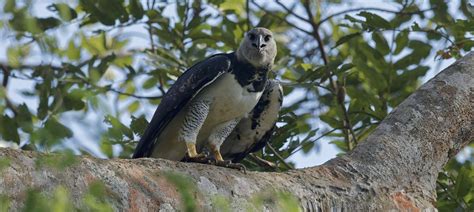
[107,87,162,99]
[146,0,156,52]
[248,153,277,170]
[436,174,469,209]
[349,110,382,121]
[182,0,190,49]
[0,65,19,115]
[303,0,327,65]
[1,64,9,87]
[302,0,358,149]
[246,0,251,30]
[274,0,311,24]
[287,128,337,158]
[250,0,313,35]
[279,81,332,92]
[266,143,293,169]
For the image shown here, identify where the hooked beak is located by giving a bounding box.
[252,35,266,52]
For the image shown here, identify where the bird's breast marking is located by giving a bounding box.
[197,73,262,123]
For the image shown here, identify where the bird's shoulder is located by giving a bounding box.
[182,53,234,76]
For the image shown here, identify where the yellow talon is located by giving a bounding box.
[186,143,199,158]
[210,144,224,162]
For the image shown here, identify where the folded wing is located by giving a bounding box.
[133,54,232,158]
[220,80,283,162]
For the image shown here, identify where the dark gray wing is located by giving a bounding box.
[220,80,283,162]
[133,54,232,158]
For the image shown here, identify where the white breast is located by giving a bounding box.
[197,73,263,124]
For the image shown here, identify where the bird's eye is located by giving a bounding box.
[264,35,271,42]
[248,33,256,40]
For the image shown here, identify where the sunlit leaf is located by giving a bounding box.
[48,3,78,21]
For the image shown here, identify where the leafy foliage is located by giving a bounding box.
[437,160,474,211]
[0,0,473,210]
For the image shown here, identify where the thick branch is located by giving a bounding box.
[0,53,473,211]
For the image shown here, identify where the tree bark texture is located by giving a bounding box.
[0,53,473,211]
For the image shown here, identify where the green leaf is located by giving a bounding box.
[394,40,431,70]
[81,33,107,55]
[48,3,78,21]
[344,15,364,25]
[127,101,140,113]
[80,0,128,26]
[320,114,342,129]
[219,0,245,14]
[36,17,61,31]
[128,0,144,20]
[0,115,19,143]
[335,63,355,76]
[104,115,133,140]
[17,103,33,133]
[66,40,81,60]
[334,32,361,48]
[411,22,422,31]
[130,115,149,137]
[3,0,15,13]
[408,40,432,59]
[91,54,116,82]
[63,89,86,111]
[330,140,348,152]
[454,166,473,199]
[143,77,158,90]
[357,42,388,71]
[7,46,30,68]
[394,29,409,54]
[44,118,73,140]
[100,141,113,158]
[358,12,392,29]
[430,0,451,24]
[372,32,390,55]
[37,74,52,120]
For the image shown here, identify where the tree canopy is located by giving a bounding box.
[0,0,473,210]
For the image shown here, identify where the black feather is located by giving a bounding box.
[220,80,283,163]
[132,54,232,158]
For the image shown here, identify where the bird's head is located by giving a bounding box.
[237,27,277,68]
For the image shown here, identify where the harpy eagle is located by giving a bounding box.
[133,27,282,167]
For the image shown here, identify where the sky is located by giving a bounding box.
[0,0,466,168]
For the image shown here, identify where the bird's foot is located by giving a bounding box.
[183,152,211,164]
[212,160,247,174]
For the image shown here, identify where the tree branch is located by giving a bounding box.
[300,0,358,149]
[0,53,473,211]
[250,0,313,36]
[246,0,251,30]
[274,0,311,24]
